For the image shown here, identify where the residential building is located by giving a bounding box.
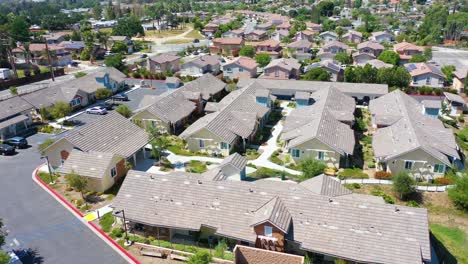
[342,30,362,44]
[222,29,245,38]
[245,30,268,41]
[287,40,312,61]
[202,23,219,37]
[260,58,301,80]
[42,112,149,168]
[306,22,322,33]
[210,38,244,57]
[255,39,282,59]
[12,44,72,67]
[43,32,68,45]
[304,60,342,82]
[281,87,355,167]
[233,245,304,264]
[357,41,384,57]
[223,57,258,80]
[370,31,394,43]
[0,96,34,140]
[180,55,222,77]
[319,31,338,42]
[256,22,273,31]
[453,67,467,92]
[109,36,134,53]
[272,30,290,42]
[180,81,272,156]
[356,59,393,69]
[404,62,445,88]
[131,74,226,133]
[294,30,315,42]
[443,92,466,117]
[393,42,424,63]
[276,21,291,31]
[146,54,181,74]
[317,41,349,61]
[59,41,86,55]
[421,99,442,118]
[112,170,431,264]
[370,90,460,180]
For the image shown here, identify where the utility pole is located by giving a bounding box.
[44,41,55,81]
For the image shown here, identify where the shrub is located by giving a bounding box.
[458,114,464,123]
[99,212,115,233]
[298,159,327,180]
[371,188,396,204]
[214,240,227,259]
[406,200,420,207]
[338,168,369,179]
[38,125,55,134]
[344,183,361,190]
[95,88,113,100]
[188,251,212,264]
[448,175,468,210]
[74,72,87,78]
[393,171,416,200]
[110,228,123,239]
[434,177,454,185]
[115,105,133,118]
[374,171,392,180]
[132,72,141,78]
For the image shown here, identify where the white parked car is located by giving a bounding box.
[86,106,108,115]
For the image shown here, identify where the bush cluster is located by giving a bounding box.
[374,171,392,180]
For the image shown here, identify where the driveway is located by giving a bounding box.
[431,47,468,70]
[0,133,128,264]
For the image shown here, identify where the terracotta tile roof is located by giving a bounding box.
[213,37,243,45]
[224,56,258,70]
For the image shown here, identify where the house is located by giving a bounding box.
[421,99,442,118]
[256,22,273,31]
[287,40,312,61]
[233,245,304,264]
[356,59,393,69]
[393,42,424,63]
[42,112,150,168]
[245,30,268,41]
[370,31,394,43]
[0,96,34,140]
[260,58,301,80]
[112,169,431,264]
[370,90,460,180]
[272,30,290,42]
[180,55,222,77]
[453,67,467,92]
[357,41,384,57]
[294,30,315,42]
[281,87,355,168]
[12,44,72,67]
[210,38,244,57]
[319,31,338,42]
[20,67,126,110]
[443,92,466,117]
[317,41,349,60]
[109,36,134,54]
[180,82,273,156]
[202,153,247,181]
[352,52,376,65]
[342,30,362,44]
[255,39,282,59]
[404,62,445,88]
[59,41,86,55]
[43,32,68,45]
[222,29,244,38]
[131,74,226,133]
[223,56,258,80]
[202,23,219,37]
[276,21,291,31]
[306,22,322,33]
[146,54,181,74]
[304,60,342,82]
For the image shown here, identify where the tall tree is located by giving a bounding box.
[302,68,331,81]
[393,171,416,200]
[10,16,30,42]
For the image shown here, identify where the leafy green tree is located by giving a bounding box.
[0,218,9,264]
[377,50,400,65]
[9,86,17,96]
[444,12,468,41]
[418,4,448,44]
[335,52,352,65]
[302,68,331,81]
[112,15,144,37]
[104,54,125,71]
[448,175,468,211]
[116,104,133,118]
[111,41,128,54]
[393,171,416,200]
[187,251,212,264]
[239,45,255,58]
[441,65,456,84]
[377,66,411,88]
[49,101,72,120]
[10,16,30,42]
[95,88,113,100]
[299,159,326,179]
[409,54,427,63]
[65,172,89,209]
[80,49,91,61]
[255,53,272,68]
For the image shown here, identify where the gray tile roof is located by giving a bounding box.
[299,174,352,197]
[219,152,247,171]
[54,112,149,158]
[264,58,301,72]
[21,85,68,108]
[180,82,270,145]
[182,55,221,68]
[370,90,459,165]
[357,41,384,51]
[444,92,465,105]
[180,74,226,100]
[357,59,393,69]
[281,87,356,154]
[57,150,115,179]
[0,114,29,130]
[287,39,312,49]
[149,54,180,64]
[251,196,292,233]
[237,79,388,98]
[0,96,33,121]
[144,90,197,124]
[113,170,431,264]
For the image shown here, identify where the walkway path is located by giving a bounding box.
[339,178,453,192]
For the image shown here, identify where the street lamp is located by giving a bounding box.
[115,210,132,246]
[40,155,55,185]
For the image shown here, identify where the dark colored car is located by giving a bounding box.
[193,38,200,43]
[5,137,28,149]
[140,54,148,58]
[111,93,129,101]
[98,101,114,110]
[0,144,15,155]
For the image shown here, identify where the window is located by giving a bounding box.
[60,159,65,166]
[111,167,117,177]
[220,142,229,150]
[438,78,444,84]
[226,67,232,73]
[71,97,81,107]
[239,67,244,72]
[264,226,273,237]
[291,149,301,158]
[275,68,279,77]
[318,151,325,161]
[404,161,413,170]
[433,164,445,174]
[199,139,205,148]
[426,76,431,85]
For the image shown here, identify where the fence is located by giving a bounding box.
[338,178,453,192]
[0,68,65,90]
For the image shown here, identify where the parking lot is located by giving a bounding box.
[432,47,468,70]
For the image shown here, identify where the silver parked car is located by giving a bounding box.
[86,106,108,115]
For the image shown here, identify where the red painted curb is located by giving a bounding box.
[34,167,140,264]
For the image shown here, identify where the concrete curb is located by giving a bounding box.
[32,164,140,264]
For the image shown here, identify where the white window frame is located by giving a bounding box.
[199,139,205,148]
[291,149,300,158]
[220,142,229,150]
[111,167,117,177]
[426,76,431,85]
[317,151,325,161]
[404,160,414,170]
[71,97,81,107]
[264,225,273,237]
[433,164,445,174]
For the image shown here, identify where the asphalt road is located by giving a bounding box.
[0,133,128,264]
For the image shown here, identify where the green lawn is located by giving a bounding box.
[163,39,194,44]
[430,224,468,263]
[185,29,204,39]
[186,160,208,173]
